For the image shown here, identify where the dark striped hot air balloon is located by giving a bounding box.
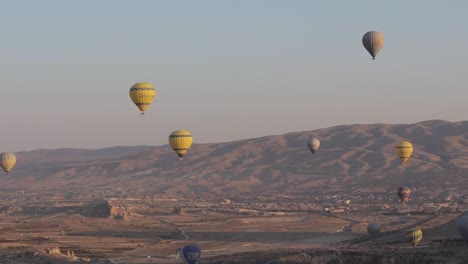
[181,244,201,264]
[362,31,385,60]
[397,186,411,203]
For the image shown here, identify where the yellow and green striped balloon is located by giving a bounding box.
[406,228,423,247]
[129,82,156,115]
[0,152,16,174]
[395,141,414,164]
[169,130,193,159]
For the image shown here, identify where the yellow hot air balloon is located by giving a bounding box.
[395,141,413,164]
[362,31,384,60]
[406,228,423,247]
[129,82,156,115]
[169,130,193,159]
[0,152,16,174]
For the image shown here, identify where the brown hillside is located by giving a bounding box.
[2,120,468,195]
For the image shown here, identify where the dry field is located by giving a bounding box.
[0,210,359,263]
[0,207,463,263]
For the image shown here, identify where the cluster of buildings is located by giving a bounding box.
[1,188,467,217]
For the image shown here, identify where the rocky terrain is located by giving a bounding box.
[81,198,130,220]
[1,119,467,195]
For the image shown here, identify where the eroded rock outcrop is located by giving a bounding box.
[46,247,61,255]
[81,198,130,220]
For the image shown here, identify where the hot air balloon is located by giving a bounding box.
[0,152,16,174]
[129,82,156,115]
[175,248,182,259]
[406,228,423,247]
[362,31,384,60]
[456,215,468,241]
[397,186,411,203]
[181,244,201,264]
[395,141,413,164]
[169,130,193,159]
[307,136,320,154]
[367,223,381,235]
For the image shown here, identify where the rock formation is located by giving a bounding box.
[81,197,129,220]
[46,247,61,255]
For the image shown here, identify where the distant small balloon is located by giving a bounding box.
[397,186,411,203]
[362,31,385,60]
[406,228,423,247]
[181,245,201,264]
[456,215,468,241]
[307,136,320,154]
[0,152,16,174]
[395,141,414,164]
[175,248,182,259]
[367,223,381,235]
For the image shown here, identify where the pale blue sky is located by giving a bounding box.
[0,1,467,151]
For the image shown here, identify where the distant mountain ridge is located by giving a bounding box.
[2,120,468,195]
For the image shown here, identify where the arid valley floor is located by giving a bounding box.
[0,190,467,264]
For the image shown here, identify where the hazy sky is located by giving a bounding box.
[1,1,467,151]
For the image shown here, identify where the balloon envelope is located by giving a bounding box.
[362,31,384,60]
[397,186,411,203]
[456,215,468,241]
[367,223,381,235]
[181,245,201,264]
[0,152,16,174]
[129,82,156,114]
[169,130,193,158]
[395,141,414,164]
[406,228,423,247]
[307,136,320,154]
[175,248,181,259]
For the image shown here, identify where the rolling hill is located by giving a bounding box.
[2,120,468,195]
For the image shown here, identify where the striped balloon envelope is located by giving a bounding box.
[169,130,193,159]
[395,141,414,164]
[362,31,384,60]
[129,82,156,115]
[397,186,411,203]
[406,228,423,247]
[0,152,16,174]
